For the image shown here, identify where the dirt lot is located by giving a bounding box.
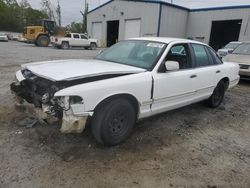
[0,41,250,188]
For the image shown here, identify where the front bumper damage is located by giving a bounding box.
[10,70,91,134]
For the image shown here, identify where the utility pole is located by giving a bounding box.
[80,0,88,33]
[56,0,61,26]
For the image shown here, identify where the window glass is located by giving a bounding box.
[65,34,71,38]
[207,47,223,65]
[81,35,88,39]
[224,42,240,49]
[96,40,165,70]
[165,44,190,70]
[232,44,250,55]
[73,34,80,39]
[192,44,210,67]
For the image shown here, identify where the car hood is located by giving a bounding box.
[21,59,146,81]
[224,54,250,65]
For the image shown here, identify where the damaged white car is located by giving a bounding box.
[11,37,240,146]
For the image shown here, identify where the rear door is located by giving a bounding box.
[71,34,81,46]
[190,43,224,101]
[151,43,198,115]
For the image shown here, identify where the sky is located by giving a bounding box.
[17,0,250,26]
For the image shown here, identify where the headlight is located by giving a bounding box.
[55,96,83,110]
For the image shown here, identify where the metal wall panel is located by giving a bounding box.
[186,8,250,44]
[87,0,160,47]
[159,5,189,38]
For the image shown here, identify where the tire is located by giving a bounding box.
[89,43,97,50]
[207,81,226,108]
[91,98,136,146]
[61,41,69,49]
[36,35,50,47]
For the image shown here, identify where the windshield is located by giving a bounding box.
[96,40,166,70]
[232,43,250,55]
[224,42,240,49]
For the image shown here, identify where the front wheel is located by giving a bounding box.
[36,35,50,47]
[91,98,136,146]
[207,81,226,108]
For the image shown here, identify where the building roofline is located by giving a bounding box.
[190,4,250,12]
[88,0,189,14]
[88,0,113,14]
[88,0,250,14]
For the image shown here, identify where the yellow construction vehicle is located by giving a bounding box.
[23,19,57,47]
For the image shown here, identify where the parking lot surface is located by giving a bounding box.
[0,41,250,188]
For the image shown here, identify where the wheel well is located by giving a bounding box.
[220,77,230,89]
[36,34,49,40]
[94,94,139,118]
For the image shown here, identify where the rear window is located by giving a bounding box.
[233,44,250,55]
[73,34,80,39]
[65,34,71,38]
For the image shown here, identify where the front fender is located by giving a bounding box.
[54,72,152,112]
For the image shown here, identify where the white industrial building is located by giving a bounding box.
[87,0,250,50]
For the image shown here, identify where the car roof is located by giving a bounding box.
[128,37,206,45]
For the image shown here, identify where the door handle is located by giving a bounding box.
[190,75,197,78]
[216,70,221,73]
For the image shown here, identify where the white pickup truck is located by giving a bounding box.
[51,33,98,50]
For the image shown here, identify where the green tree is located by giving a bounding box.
[0,0,49,32]
[66,22,83,33]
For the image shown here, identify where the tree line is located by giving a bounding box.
[0,0,88,33]
[0,0,49,32]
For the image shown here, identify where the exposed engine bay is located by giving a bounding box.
[10,69,127,133]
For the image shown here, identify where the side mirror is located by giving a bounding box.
[228,49,233,54]
[165,61,179,71]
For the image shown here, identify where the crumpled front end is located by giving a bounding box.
[10,70,91,133]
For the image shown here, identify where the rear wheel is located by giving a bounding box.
[91,98,136,146]
[207,81,226,108]
[36,35,50,47]
[89,43,97,50]
[61,41,69,49]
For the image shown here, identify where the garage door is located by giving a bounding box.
[92,22,102,47]
[124,19,141,39]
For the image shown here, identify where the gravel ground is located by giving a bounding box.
[0,41,250,188]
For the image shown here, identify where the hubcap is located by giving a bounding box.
[109,111,127,137]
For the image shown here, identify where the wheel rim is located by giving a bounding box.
[108,110,129,138]
[62,43,68,49]
[41,38,48,46]
[91,44,96,50]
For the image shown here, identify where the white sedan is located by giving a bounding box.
[0,33,8,42]
[11,37,239,146]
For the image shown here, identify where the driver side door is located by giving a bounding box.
[151,43,198,115]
